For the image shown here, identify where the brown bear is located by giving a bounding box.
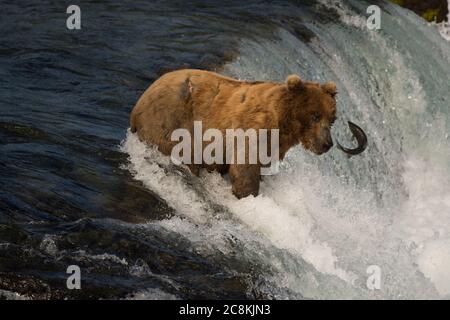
[130,69,337,199]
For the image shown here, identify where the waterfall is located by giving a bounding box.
[121,0,450,299]
[437,0,450,40]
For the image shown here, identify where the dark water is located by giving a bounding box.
[2,0,450,299]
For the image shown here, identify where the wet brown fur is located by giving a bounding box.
[130,69,337,198]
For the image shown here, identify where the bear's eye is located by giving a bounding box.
[312,114,321,123]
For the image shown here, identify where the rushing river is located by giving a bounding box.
[1,0,450,299]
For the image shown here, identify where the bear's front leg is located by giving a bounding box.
[229,164,260,199]
[187,164,200,176]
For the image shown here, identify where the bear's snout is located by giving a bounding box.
[315,139,333,155]
[323,139,334,152]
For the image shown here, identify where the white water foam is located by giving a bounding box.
[0,289,28,300]
[121,132,354,285]
[434,1,450,41]
[125,288,178,300]
[304,0,450,297]
[120,127,447,298]
[120,0,450,299]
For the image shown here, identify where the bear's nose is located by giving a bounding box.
[324,141,333,150]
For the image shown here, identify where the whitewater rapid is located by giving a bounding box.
[121,0,450,299]
[435,1,450,41]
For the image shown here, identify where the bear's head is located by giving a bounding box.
[284,75,337,155]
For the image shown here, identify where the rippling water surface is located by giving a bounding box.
[1,0,450,299]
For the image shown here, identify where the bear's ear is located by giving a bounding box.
[322,82,337,97]
[286,75,304,91]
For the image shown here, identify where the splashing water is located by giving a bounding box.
[121,0,450,299]
[434,0,450,41]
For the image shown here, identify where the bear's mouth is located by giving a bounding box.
[336,121,368,157]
